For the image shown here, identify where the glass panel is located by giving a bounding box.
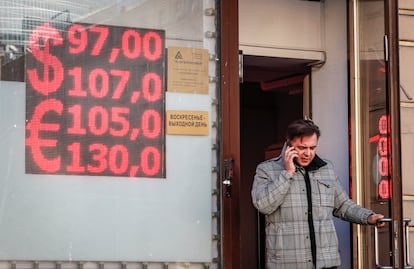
[354,0,391,267]
[0,0,219,266]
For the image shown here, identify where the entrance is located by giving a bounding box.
[238,54,312,269]
[221,0,406,268]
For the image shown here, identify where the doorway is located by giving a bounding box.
[238,54,312,268]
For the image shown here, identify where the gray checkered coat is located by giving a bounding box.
[251,150,373,269]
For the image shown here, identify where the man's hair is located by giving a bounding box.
[286,119,321,141]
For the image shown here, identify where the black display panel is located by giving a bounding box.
[25,22,165,178]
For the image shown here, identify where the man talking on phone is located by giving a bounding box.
[251,119,384,269]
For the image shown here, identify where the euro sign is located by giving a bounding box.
[26,99,63,173]
[26,23,64,96]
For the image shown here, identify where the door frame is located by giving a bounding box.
[220,0,241,268]
[387,0,404,267]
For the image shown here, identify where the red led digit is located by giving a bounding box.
[67,24,88,54]
[143,31,162,61]
[66,142,86,172]
[378,137,388,156]
[88,106,109,135]
[141,109,161,139]
[122,29,141,59]
[378,115,388,135]
[89,26,109,56]
[378,179,391,199]
[87,143,108,173]
[68,67,87,97]
[109,145,129,174]
[378,157,389,177]
[141,146,161,176]
[142,72,161,102]
[67,104,87,135]
[89,68,109,98]
[110,107,130,137]
[110,69,130,99]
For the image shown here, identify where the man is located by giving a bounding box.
[251,119,384,269]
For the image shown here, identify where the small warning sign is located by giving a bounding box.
[167,47,209,94]
[166,110,209,136]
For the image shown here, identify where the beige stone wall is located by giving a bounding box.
[400,0,414,264]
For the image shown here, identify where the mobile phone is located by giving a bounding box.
[287,141,298,162]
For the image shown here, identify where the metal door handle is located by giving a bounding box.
[375,218,392,269]
[374,217,413,269]
[404,218,412,269]
[222,159,233,198]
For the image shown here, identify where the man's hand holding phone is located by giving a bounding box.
[284,143,298,175]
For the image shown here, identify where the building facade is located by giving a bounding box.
[0,0,412,268]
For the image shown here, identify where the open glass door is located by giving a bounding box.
[349,0,405,268]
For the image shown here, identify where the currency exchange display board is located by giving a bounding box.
[25,22,165,178]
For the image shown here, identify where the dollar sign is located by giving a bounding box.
[27,23,64,96]
[26,99,63,173]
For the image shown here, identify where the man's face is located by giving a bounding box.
[290,133,318,167]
